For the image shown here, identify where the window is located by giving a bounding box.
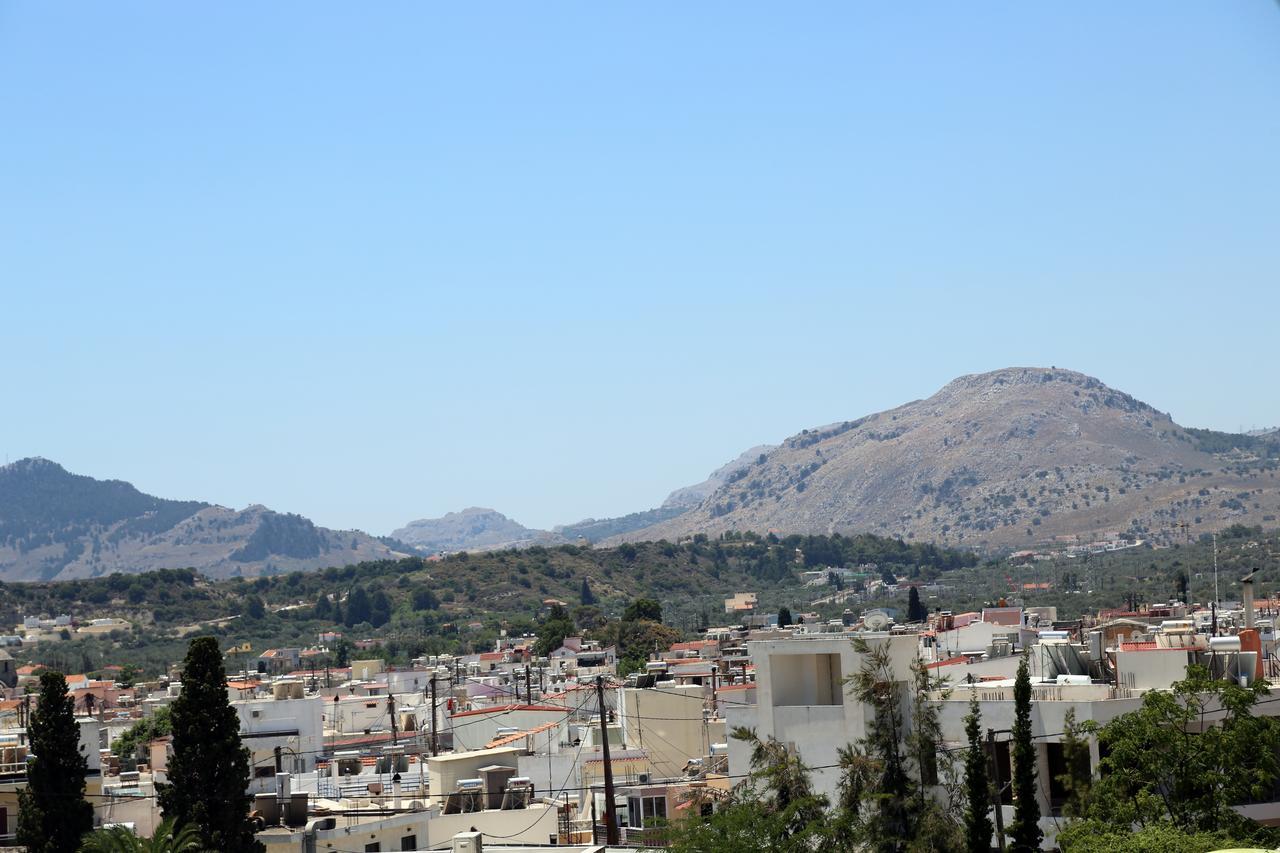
[627,795,667,828]
[399,835,416,851]
[365,844,381,852]
[366,702,378,709]
[627,796,640,827]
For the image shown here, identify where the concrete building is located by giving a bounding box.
[234,683,324,792]
[725,632,918,800]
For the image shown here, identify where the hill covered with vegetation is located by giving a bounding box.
[0,532,977,676]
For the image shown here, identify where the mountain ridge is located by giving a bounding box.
[0,458,403,581]
[609,367,1280,549]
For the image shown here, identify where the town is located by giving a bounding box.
[3,570,1279,852]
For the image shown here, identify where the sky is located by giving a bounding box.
[2,3,1279,535]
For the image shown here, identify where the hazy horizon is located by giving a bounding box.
[4,4,1278,533]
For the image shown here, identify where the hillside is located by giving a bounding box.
[0,459,404,581]
[390,507,565,552]
[0,532,979,676]
[393,450,781,551]
[617,368,1280,550]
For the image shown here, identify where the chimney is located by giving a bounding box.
[393,772,402,810]
[275,772,291,826]
[1243,571,1258,629]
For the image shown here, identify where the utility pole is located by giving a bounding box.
[525,665,533,704]
[429,675,439,757]
[987,728,1006,852]
[388,693,398,746]
[595,675,619,845]
[1213,531,1221,612]
[274,745,283,774]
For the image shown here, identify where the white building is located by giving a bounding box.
[234,683,324,792]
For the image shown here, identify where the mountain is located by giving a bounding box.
[392,454,782,551]
[391,507,566,553]
[0,458,404,581]
[661,445,778,509]
[612,367,1280,550]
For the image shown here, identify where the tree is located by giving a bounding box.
[963,693,993,853]
[849,638,914,851]
[1077,664,1280,841]
[1174,569,1189,604]
[1056,821,1256,853]
[369,589,392,627]
[243,595,265,621]
[1058,708,1091,820]
[907,586,927,623]
[113,705,172,765]
[579,577,596,606]
[79,818,203,853]
[623,598,663,623]
[1007,652,1042,852]
[157,637,261,852]
[668,727,828,852]
[534,605,574,657]
[344,586,371,627]
[16,670,93,853]
[842,639,961,852]
[313,593,333,620]
[777,606,792,628]
[411,586,440,611]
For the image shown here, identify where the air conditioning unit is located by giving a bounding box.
[638,772,650,784]
[452,831,483,853]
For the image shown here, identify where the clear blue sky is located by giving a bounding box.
[3,3,1278,535]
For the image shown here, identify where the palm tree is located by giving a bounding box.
[78,819,203,853]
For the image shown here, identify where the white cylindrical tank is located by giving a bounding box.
[1209,636,1242,652]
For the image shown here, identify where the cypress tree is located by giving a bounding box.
[907,586,927,623]
[579,577,596,606]
[17,671,93,853]
[963,693,993,853]
[158,636,262,852]
[1008,652,1043,852]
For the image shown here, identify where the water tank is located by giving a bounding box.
[273,680,304,700]
[1209,636,1242,652]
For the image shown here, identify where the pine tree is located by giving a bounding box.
[313,593,332,620]
[963,693,994,853]
[158,637,262,853]
[1008,652,1042,852]
[17,671,93,853]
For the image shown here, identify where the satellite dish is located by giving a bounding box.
[864,610,892,631]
